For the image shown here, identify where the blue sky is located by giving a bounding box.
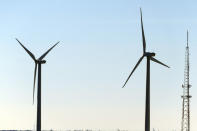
[0,0,197,130]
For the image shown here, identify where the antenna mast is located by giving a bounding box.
[181,30,191,131]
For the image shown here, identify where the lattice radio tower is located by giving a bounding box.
[181,30,192,131]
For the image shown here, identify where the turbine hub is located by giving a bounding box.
[144,52,155,57]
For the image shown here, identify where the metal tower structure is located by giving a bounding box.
[181,31,192,131]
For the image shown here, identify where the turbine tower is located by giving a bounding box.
[122,9,169,131]
[181,31,191,131]
[16,39,59,131]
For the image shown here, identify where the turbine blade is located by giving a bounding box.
[140,8,146,54]
[150,57,170,68]
[16,38,36,61]
[33,63,37,104]
[122,55,144,88]
[187,30,189,47]
[38,41,59,60]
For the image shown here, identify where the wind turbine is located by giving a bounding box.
[122,9,170,131]
[16,38,59,131]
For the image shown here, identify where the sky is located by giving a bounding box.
[0,0,197,130]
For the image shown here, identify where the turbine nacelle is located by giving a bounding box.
[37,60,46,64]
[144,52,155,57]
